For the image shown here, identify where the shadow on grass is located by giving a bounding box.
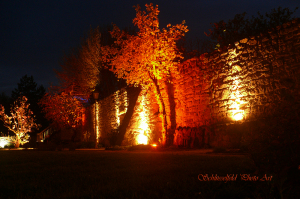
[0,150,280,199]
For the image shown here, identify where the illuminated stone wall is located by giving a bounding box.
[123,90,161,145]
[90,87,158,146]
[169,18,300,148]
[203,18,300,123]
[90,88,129,146]
[88,19,300,148]
[172,58,211,128]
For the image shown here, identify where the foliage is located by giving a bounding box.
[0,96,40,147]
[103,3,188,145]
[39,91,85,129]
[205,6,298,48]
[105,3,188,88]
[56,28,102,97]
[11,75,48,129]
[11,75,45,101]
[57,25,129,102]
[177,38,216,59]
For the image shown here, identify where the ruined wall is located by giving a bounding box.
[170,18,300,148]
[89,88,128,146]
[172,58,211,128]
[88,19,300,148]
[123,90,161,145]
[89,87,159,146]
[205,18,300,123]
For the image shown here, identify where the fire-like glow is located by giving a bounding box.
[115,90,128,127]
[230,79,246,121]
[95,101,99,144]
[115,90,120,126]
[136,94,150,145]
[151,143,157,147]
[136,133,148,145]
[0,137,10,148]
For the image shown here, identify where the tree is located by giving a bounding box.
[12,75,45,101]
[39,91,85,130]
[11,75,48,129]
[0,96,39,148]
[56,25,132,99]
[56,27,102,98]
[205,6,298,48]
[103,3,188,145]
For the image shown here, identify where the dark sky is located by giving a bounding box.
[1,0,299,96]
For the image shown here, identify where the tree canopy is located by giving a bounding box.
[12,75,45,101]
[0,96,39,147]
[103,3,188,145]
[205,6,298,48]
[104,3,188,89]
[39,91,85,129]
[11,75,48,129]
[56,28,102,98]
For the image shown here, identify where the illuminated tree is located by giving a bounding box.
[56,27,102,98]
[39,91,85,130]
[103,3,188,145]
[0,96,39,148]
[12,75,48,129]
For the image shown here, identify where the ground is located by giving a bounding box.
[0,149,279,199]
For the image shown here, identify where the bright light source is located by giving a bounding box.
[230,79,246,121]
[233,112,243,121]
[151,144,157,147]
[0,137,10,148]
[135,94,150,145]
[136,133,148,145]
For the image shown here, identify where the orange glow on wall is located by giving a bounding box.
[230,79,246,121]
[95,101,100,143]
[136,133,148,145]
[136,94,150,145]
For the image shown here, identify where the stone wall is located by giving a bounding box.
[123,90,161,145]
[88,88,128,146]
[88,87,159,146]
[87,19,300,148]
[173,58,211,127]
[169,18,300,148]
[205,18,300,123]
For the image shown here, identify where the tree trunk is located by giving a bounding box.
[15,136,20,148]
[147,72,168,146]
[166,77,176,146]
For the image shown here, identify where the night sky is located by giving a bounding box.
[1,0,299,95]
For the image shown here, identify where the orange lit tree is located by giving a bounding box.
[103,3,188,145]
[56,27,102,98]
[39,91,85,129]
[0,96,40,148]
[41,28,101,142]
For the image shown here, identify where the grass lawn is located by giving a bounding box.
[0,149,264,199]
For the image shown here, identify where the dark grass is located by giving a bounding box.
[0,150,261,199]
